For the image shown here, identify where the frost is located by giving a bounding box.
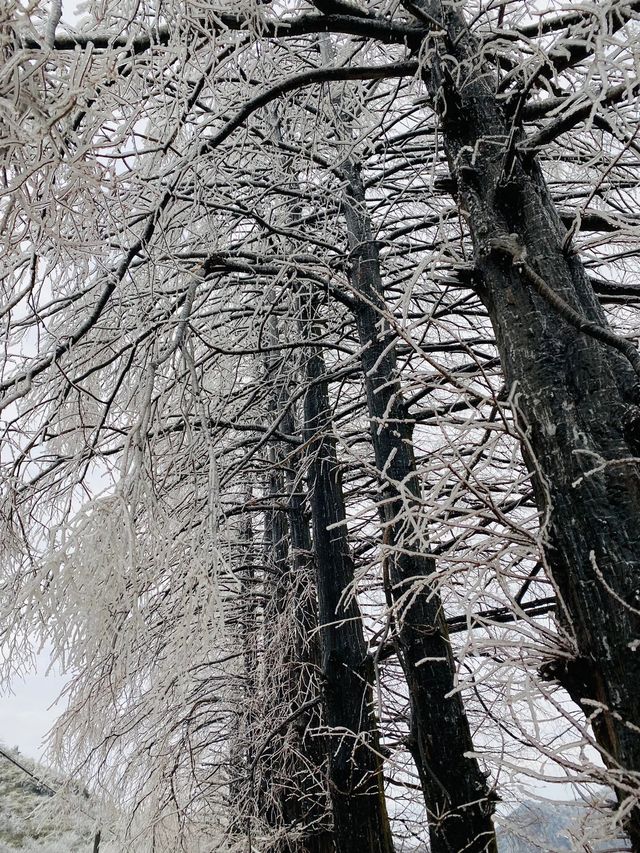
[0,0,639,850]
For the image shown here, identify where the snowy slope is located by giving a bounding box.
[0,747,98,853]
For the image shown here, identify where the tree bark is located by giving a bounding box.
[342,162,498,853]
[260,477,333,853]
[259,328,333,853]
[282,472,334,853]
[227,487,261,846]
[410,1,640,844]
[303,304,395,853]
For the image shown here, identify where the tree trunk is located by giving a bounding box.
[282,468,334,853]
[302,305,395,853]
[260,479,333,853]
[342,162,498,853]
[259,329,333,853]
[411,1,640,844]
[227,487,260,845]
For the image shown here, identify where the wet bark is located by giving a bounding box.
[302,307,395,853]
[342,162,498,853]
[409,1,640,844]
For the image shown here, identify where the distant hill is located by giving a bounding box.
[497,798,630,852]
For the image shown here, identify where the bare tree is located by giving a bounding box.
[1,1,640,850]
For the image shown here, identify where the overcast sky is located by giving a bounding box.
[0,654,67,761]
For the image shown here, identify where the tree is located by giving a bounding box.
[407,6,640,843]
[1,0,640,850]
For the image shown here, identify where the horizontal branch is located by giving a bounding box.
[590,278,640,301]
[516,2,640,39]
[374,596,557,661]
[446,596,557,634]
[521,82,640,151]
[522,81,639,125]
[28,12,425,53]
[430,194,640,234]
[443,264,640,308]
[200,61,419,153]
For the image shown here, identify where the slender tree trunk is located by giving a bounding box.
[259,328,333,853]
[410,1,640,844]
[282,466,334,853]
[260,465,333,853]
[227,487,260,845]
[341,162,498,853]
[302,303,395,853]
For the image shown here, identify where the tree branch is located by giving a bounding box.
[200,61,419,154]
[27,12,424,53]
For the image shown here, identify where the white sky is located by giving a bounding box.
[0,654,67,762]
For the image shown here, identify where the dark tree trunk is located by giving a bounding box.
[341,162,498,853]
[282,471,334,853]
[260,496,334,853]
[302,307,395,853]
[260,473,332,853]
[410,1,640,845]
[259,331,333,853]
[227,488,260,844]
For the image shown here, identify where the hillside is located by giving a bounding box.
[0,747,99,853]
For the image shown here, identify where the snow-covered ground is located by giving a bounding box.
[0,747,98,853]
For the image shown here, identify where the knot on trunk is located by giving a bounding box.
[623,405,640,455]
[539,654,596,710]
